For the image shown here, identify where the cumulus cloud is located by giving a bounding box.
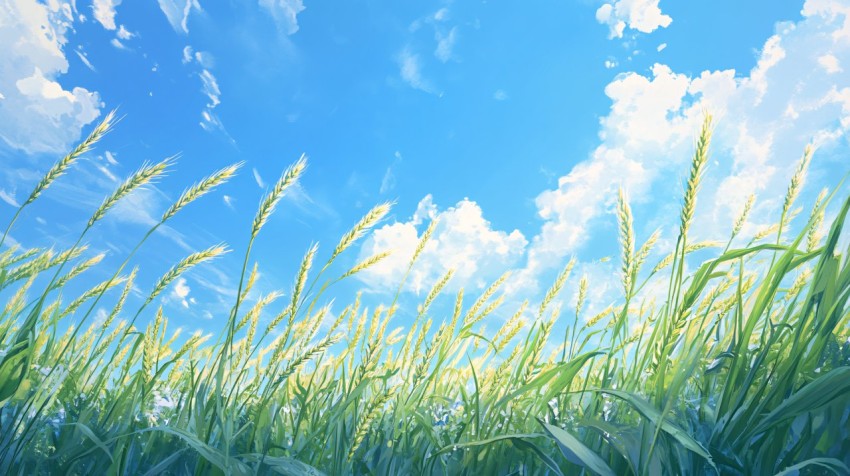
[365,0,850,300]
[357,195,527,293]
[258,0,305,35]
[116,24,134,40]
[0,0,102,154]
[92,0,121,30]
[517,0,850,291]
[596,0,672,39]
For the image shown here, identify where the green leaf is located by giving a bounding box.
[749,366,850,437]
[496,351,602,408]
[773,457,850,476]
[65,422,114,463]
[593,388,716,469]
[539,420,615,476]
[240,453,326,476]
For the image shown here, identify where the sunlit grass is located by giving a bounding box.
[0,115,848,475]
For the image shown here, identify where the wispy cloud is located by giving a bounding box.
[258,0,306,35]
[379,151,402,194]
[0,189,19,207]
[75,49,97,71]
[398,48,436,94]
[435,27,458,63]
[493,89,508,101]
[252,168,265,188]
[158,0,201,34]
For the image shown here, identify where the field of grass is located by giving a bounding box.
[0,113,849,475]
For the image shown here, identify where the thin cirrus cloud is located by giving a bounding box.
[158,0,201,34]
[258,0,306,35]
[397,48,436,94]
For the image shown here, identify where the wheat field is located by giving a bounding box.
[0,113,848,475]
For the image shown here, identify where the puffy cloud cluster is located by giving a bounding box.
[596,0,672,39]
[361,0,850,298]
[0,0,101,154]
[357,195,527,293]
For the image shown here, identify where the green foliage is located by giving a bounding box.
[0,117,848,475]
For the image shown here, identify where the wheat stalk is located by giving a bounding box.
[328,202,390,266]
[24,110,117,207]
[162,162,242,222]
[782,145,813,223]
[252,154,307,239]
[540,258,575,318]
[732,194,756,238]
[89,158,172,227]
[144,244,228,307]
[680,114,713,237]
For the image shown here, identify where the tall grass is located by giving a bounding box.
[0,116,849,475]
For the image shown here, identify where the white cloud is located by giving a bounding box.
[657,43,667,52]
[514,0,850,291]
[116,24,134,40]
[596,0,672,39]
[258,0,305,35]
[182,45,194,63]
[819,53,842,73]
[223,195,235,209]
[398,48,436,94]
[0,0,102,154]
[435,27,457,63]
[380,150,402,194]
[92,0,121,30]
[0,189,19,207]
[194,51,215,68]
[199,69,220,107]
[197,69,229,135]
[74,49,96,71]
[170,277,192,308]
[110,38,127,49]
[252,168,265,188]
[380,168,396,194]
[158,0,201,34]
[604,59,618,69]
[493,89,508,101]
[104,150,119,165]
[357,195,527,293]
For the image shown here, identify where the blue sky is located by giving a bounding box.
[1,0,849,338]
